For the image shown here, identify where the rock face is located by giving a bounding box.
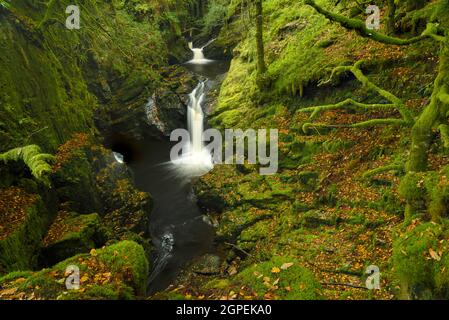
[144,91,187,138]
[97,66,197,142]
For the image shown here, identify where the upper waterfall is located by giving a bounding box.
[187,40,215,65]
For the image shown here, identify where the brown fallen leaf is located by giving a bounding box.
[429,248,441,261]
[281,262,294,270]
[228,265,238,276]
[0,287,18,296]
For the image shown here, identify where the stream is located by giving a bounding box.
[128,44,230,294]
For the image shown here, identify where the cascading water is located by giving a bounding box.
[187,39,215,65]
[171,81,214,177]
[188,81,206,154]
[113,151,124,164]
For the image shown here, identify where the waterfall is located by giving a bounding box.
[188,81,206,153]
[171,81,213,177]
[187,40,215,65]
[192,48,206,62]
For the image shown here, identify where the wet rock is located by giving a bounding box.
[96,162,151,237]
[145,91,187,137]
[191,254,222,275]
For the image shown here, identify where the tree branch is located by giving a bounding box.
[438,124,449,149]
[363,164,404,179]
[305,0,439,45]
[299,61,413,133]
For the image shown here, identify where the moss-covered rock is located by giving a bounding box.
[52,134,102,214]
[233,257,322,300]
[0,240,149,300]
[0,190,48,275]
[39,212,105,266]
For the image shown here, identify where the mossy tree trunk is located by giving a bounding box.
[405,42,449,219]
[386,0,396,35]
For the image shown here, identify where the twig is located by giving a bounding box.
[321,282,368,290]
[224,242,253,257]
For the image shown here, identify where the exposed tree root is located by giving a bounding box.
[298,61,413,133]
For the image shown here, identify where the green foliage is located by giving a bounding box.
[202,0,229,35]
[0,145,54,185]
[0,0,10,9]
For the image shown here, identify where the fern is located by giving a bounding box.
[0,0,10,9]
[0,145,55,185]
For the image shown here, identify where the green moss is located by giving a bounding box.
[53,147,100,214]
[94,240,149,295]
[398,172,426,203]
[40,213,104,266]
[0,240,149,299]
[399,167,449,220]
[0,197,49,274]
[234,256,322,300]
[392,221,449,299]
[204,278,232,290]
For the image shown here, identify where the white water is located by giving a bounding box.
[171,81,213,177]
[187,40,215,65]
[113,152,124,164]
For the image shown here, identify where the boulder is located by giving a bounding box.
[39,212,105,266]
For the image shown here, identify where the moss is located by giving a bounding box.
[0,240,149,299]
[0,197,49,274]
[0,271,33,284]
[204,278,232,290]
[399,167,449,220]
[52,143,101,214]
[398,172,426,204]
[40,212,104,266]
[392,221,449,299]
[234,256,322,300]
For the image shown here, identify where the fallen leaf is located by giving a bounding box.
[228,266,238,276]
[280,262,294,270]
[429,248,441,261]
[271,267,281,274]
[0,287,17,296]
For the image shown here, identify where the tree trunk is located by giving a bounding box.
[405,43,449,219]
[407,45,449,173]
[386,0,396,35]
